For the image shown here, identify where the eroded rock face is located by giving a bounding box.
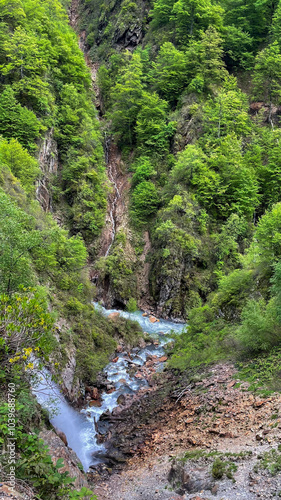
[36,128,58,212]
[54,427,68,446]
[40,429,88,489]
[152,258,186,320]
[114,24,143,49]
[60,346,77,396]
[54,318,81,403]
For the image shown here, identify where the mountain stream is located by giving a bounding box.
[33,306,185,471]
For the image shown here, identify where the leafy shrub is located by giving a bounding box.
[0,138,40,194]
[236,298,281,356]
[169,305,230,370]
[131,181,159,224]
[126,297,138,312]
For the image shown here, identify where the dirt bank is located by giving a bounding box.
[92,362,281,499]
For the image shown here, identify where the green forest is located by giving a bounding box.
[2,0,281,497]
[81,0,281,375]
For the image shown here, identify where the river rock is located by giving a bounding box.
[107,388,116,394]
[117,394,126,405]
[158,355,168,363]
[106,384,115,391]
[142,312,148,317]
[100,409,111,420]
[138,338,146,349]
[135,372,143,379]
[100,448,127,465]
[91,387,99,399]
[147,354,158,362]
[149,315,158,323]
[96,373,111,390]
[108,312,120,320]
[89,399,102,407]
[112,357,119,363]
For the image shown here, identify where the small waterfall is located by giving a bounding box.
[104,136,120,257]
[32,368,104,471]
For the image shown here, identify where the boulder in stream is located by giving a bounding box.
[108,312,120,320]
[89,399,102,407]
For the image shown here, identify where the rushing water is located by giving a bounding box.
[33,306,185,471]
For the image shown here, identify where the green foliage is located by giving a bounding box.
[170,134,259,220]
[254,202,281,263]
[98,64,112,109]
[110,51,143,144]
[131,180,159,224]
[0,87,41,151]
[237,347,281,392]
[126,297,138,312]
[151,0,224,45]
[213,214,251,275]
[253,42,281,121]
[0,0,106,241]
[212,457,237,480]
[172,0,224,43]
[212,269,254,317]
[236,298,281,355]
[0,137,40,193]
[169,305,229,370]
[203,77,251,139]
[222,25,254,69]
[223,0,277,45]
[0,189,39,294]
[151,42,189,104]
[255,448,281,476]
[187,27,228,95]
[0,288,56,372]
[131,157,156,187]
[136,92,175,155]
[254,129,281,211]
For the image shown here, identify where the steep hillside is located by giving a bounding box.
[0,1,143,498]
[76,0,281,326]
[2,0,281,498]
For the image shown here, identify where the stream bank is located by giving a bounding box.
[93,363,281,499]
